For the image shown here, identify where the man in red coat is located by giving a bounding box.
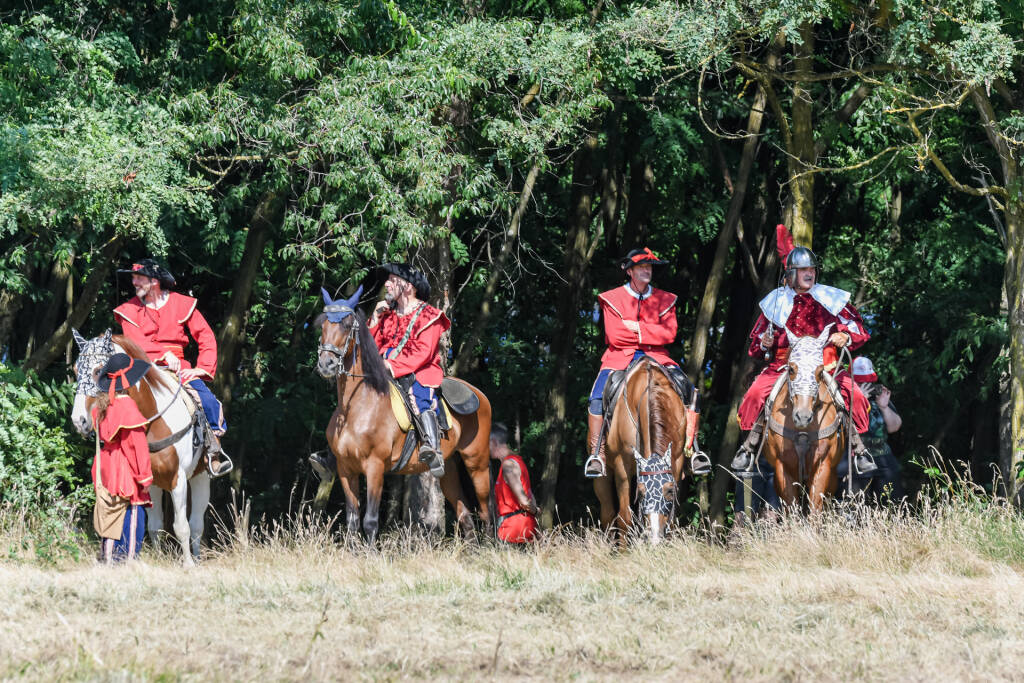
[584,247,698,478]
[369,263,450,478]
[731,225,877,475]
[113,259,231,476]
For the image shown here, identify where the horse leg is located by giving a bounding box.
[362,461,385,545]
[773,459,799,511]
[592,476,616,531]
[439,466,475,538]
[613,465,632,548]
[337,473,361,536]
[148,485,164,550]
[169,471,195,566]
[808,445,839,513]
[187,472,211,558]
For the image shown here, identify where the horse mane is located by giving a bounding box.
[647,367,682,457]
[353,311,391,394]
[112,334,178,393]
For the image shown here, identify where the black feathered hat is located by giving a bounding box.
[379,263,430,300]
[620,247,668,270]
[118,258,176,290]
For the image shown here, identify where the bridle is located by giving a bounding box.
[317,304,365,379]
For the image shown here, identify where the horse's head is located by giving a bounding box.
[70,328,116,436]
[784,323,833,428]
[316,286,363,379]
[635,444,676,544]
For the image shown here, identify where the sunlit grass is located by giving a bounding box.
[2,483,1024,680]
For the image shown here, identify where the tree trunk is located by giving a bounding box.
[970,88,1023,503]
[538,135,600,529]
[786,23,816,247]
[213,192,281,402]
[685,75,770,382]
[404,472,445,533]
[24,234,123,373]
[450,162,540,376]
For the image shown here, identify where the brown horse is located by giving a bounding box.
[592,357,689,545]
[761,324,848,512]
[70,330,211,564]
[314,289,492,543]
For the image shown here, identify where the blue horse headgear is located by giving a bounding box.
[321,285,364,323]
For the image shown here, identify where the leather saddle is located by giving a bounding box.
[388,376,479,474]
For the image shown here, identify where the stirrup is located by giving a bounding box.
[730,447,758,479]
[207,451,234,478]
[419,446,445,478]
[584,454,606,478]
[309,452,333,480]
[853,453,878,476]
[690,450,711,476]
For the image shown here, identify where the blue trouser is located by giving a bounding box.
[404,377,436,416]
[101,505,146,562]
[188,379,227,432]
[588,351,682,415]
[382,347,437,417]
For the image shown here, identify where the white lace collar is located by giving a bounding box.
[758,284,851,328]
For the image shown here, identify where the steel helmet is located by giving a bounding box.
[784,245,820,279]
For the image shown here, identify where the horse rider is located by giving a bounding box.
[731,225,877,476]
[113,259,231,477]
[490,422,539,543]
[368,263,450,478]
[584,247,697,478]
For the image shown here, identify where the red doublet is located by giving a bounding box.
[495,454,538,543]
[114,292,218,378]
[738,287,870,432]
[597,285,678,370]
[370,304,450,387]
[92,397,153,506]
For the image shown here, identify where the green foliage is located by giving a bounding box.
[0,365,90,561]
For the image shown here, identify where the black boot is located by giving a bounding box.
[731,416,764,473]
[418,410,445,478]
[850,430,878,475]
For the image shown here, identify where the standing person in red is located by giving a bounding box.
[368,263,450,478]
[91,354,154,562]
[113,258,231,476]
[731,225,877,475]
[584,247,698,478]
[490,422,539,543]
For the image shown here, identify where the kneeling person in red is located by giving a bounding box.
[490,422,539,543]
[91,353,154,562]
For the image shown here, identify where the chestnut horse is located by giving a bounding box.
[761,324,848,512]
[593,357,689,545]
[70,329,209,564]
[314,289,492,543]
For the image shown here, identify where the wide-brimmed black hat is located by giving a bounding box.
[620,247,668,270]
[96,353,151,394]
[117,258,176,290]
[379,263,431,300]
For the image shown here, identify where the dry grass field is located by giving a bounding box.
[2,496,1024,681]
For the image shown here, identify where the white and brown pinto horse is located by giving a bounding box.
[70,329,209,564]
[762,323,847,512]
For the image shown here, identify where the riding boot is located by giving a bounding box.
[206,434,234,478]
[849,429,879,475]
[584,413,607,478]
[417,410,445,478]
[731,415,764,473]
